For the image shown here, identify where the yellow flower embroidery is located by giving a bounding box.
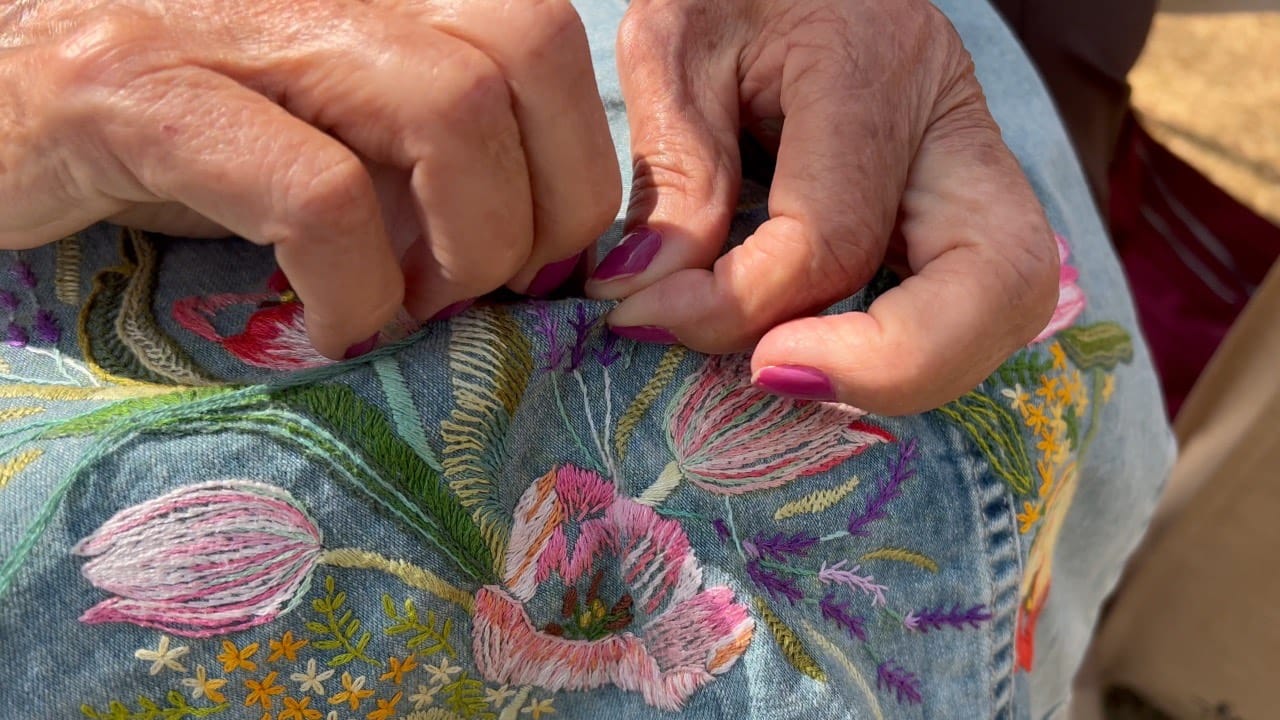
[380,654,418,685]
[366,691,403,720]
[181,664,228,704]
[1023,403,1050,437]
[330,672,374,711]
[244,671,285,710]
[1036,459,1056,497]
[1102,374,1116,403]
[1035,375,1061,403]
[269,631,309,663]
[280,695,323,720]
[1017,501,1042,534]
[217,640,260,674]
[1049,342,1067,372]
[522,697,556,719]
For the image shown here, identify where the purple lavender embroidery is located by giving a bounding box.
[711,518,731,544]
[818,561,888,607]
[529,303,566,373]
[567,303,595,371]
[6,323,28,348]
[847,438,919,537]
[818,593,868,642]
[876,661,924,705]
[0,290,18,314]
[594,327,622,367]
[903,604,993,633]
[10,261,37,290]
[746,559,804,605]
[34,310,61,345]
[750,532,819,562]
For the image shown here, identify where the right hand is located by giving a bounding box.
[0,0,620,358]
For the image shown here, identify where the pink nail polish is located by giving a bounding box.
[527,254,582,297]
[753,365,837,401]
[592,227,661,282]
[611,325,678,344]
[343,333,379,360]
[429,299,475,322]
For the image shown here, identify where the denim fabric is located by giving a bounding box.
[0,1,1172,719]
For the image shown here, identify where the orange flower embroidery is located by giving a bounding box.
[269,631,308,663]
[217,640,260,674]
[244,671,285,710]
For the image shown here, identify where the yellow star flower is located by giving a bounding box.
[279,695,323,720]
[1049,343,1067,372]
[522,697,556,719]
[329,672,374,711]
[366,691,403,720]
[181,665,228,704]
[1017,501,1042,534]
[380,654,418,685]
[217,640,260,674]
[269,631,308,663]
[244,671,285,710]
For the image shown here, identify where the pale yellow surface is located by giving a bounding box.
[1131,3,1280,224]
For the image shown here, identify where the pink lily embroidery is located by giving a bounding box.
[1030,234,1087,345]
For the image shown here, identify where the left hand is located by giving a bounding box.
[587,0,1060,415]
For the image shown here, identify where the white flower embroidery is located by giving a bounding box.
[422,658,462,685]
[409,683,442,709]
[485,684,517,708]
[134,635,189,675]
[291,657,335,695]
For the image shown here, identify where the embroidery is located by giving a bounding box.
[308,574,381,669]
[857,547,939,573]
[0,448,41,490]
[1030,234,1087,344]
[754,596,826,682]
[772,476,861,520]
[614,344,686,462]
[54,234,83,305]
[135,635,191,675]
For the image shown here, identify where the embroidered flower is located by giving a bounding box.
[663,355,893,495]
[422,659,462,685]
[1030,234,1086,345]
[473,465,754,711]
[218,640,261,674]
[366,692,402,720]
[269,631,308,663]
[182,664,228,704]
[484,685,516,708]
[279,695,323,720]
[380,654,418,685]
[522,698,556,719]
[134,634,189,675]
[173,291,331,370]
[244,671,285,710]
[408,684,441,709]
[291,658,335,695]
[329,672,373,711]
[73,481,323,636]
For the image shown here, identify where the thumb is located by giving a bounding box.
[585,4,743,300]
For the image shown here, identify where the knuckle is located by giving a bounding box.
[616,0,687,66]
[277,155,373,239]
[507,0,587,64]
[56,9,166,88]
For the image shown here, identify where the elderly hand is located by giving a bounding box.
[0,0,620,358]
[589,0,1059,415]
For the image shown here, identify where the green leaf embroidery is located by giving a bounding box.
[307,574,381,669]
[79,694,226,720]
[383,594,457,657]
[937,391,1036,495]
[1057,321,1134,370]
[40,387,247,439]
[754,597,826,682]
[614,345,686,462]
[442,672,496,719]
[440,308,532,573]
[993,349,1054,389]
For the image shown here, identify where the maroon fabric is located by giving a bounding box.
[1109,115,1280,418]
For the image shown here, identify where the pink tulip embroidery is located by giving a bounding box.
[1030,234,1087,345]
[172,291,332,371]
[472,465,754,711]
[73,480,323,637]
[654,354,894,498]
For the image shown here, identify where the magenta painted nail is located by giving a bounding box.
[592,227,662,281]
[753,365,837,401]
[430,298,475,322]
[527,255,581,297]
[611,325,678,344]
[342,333,379,360]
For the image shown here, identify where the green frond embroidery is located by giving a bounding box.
[374,356,442,472]
[40,387,237,438]
[442,672,495,719]
[614,345,686,461]
[993,349,1054,390]
[0,406,45,423]
[754,597,826,682]
[55,234,82,305]
[773,476,860,520]
[382,594,457,657]
[79,228,219,386]
[307,575,381,669]
[938,390,1036,495]
[80,692,227,719]
[857,547,939,573]
[1057,322,1134,370]
[440,308,532,573]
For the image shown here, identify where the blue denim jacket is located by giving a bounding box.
[0,1,1172,718]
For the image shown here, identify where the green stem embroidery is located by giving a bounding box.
[551,372,602,474]
[374,356,443,473]
[80,692,227,719]
[381,593,458,657]
[306,575,382,669]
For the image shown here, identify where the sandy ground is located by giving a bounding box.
[1131,1,1280,224]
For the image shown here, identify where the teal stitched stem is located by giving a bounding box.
[551,372,603,474]
[723,497,747,561]
[821,530,851,542]
[655,508,714,522]
[1079,368,1105,456]
[374,356,443,473]
[574,370,613,478]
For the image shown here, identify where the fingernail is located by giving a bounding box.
[592,227,662,282]
[753,365,837,402]
[611,325,678,344]
[343,333,379,360]
[527,254,582,297]
[429,299,475,322]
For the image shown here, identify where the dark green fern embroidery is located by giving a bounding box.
[937,391,1036,495]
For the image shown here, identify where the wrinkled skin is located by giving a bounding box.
[591,0,1060,414]
[0,0,621,357]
